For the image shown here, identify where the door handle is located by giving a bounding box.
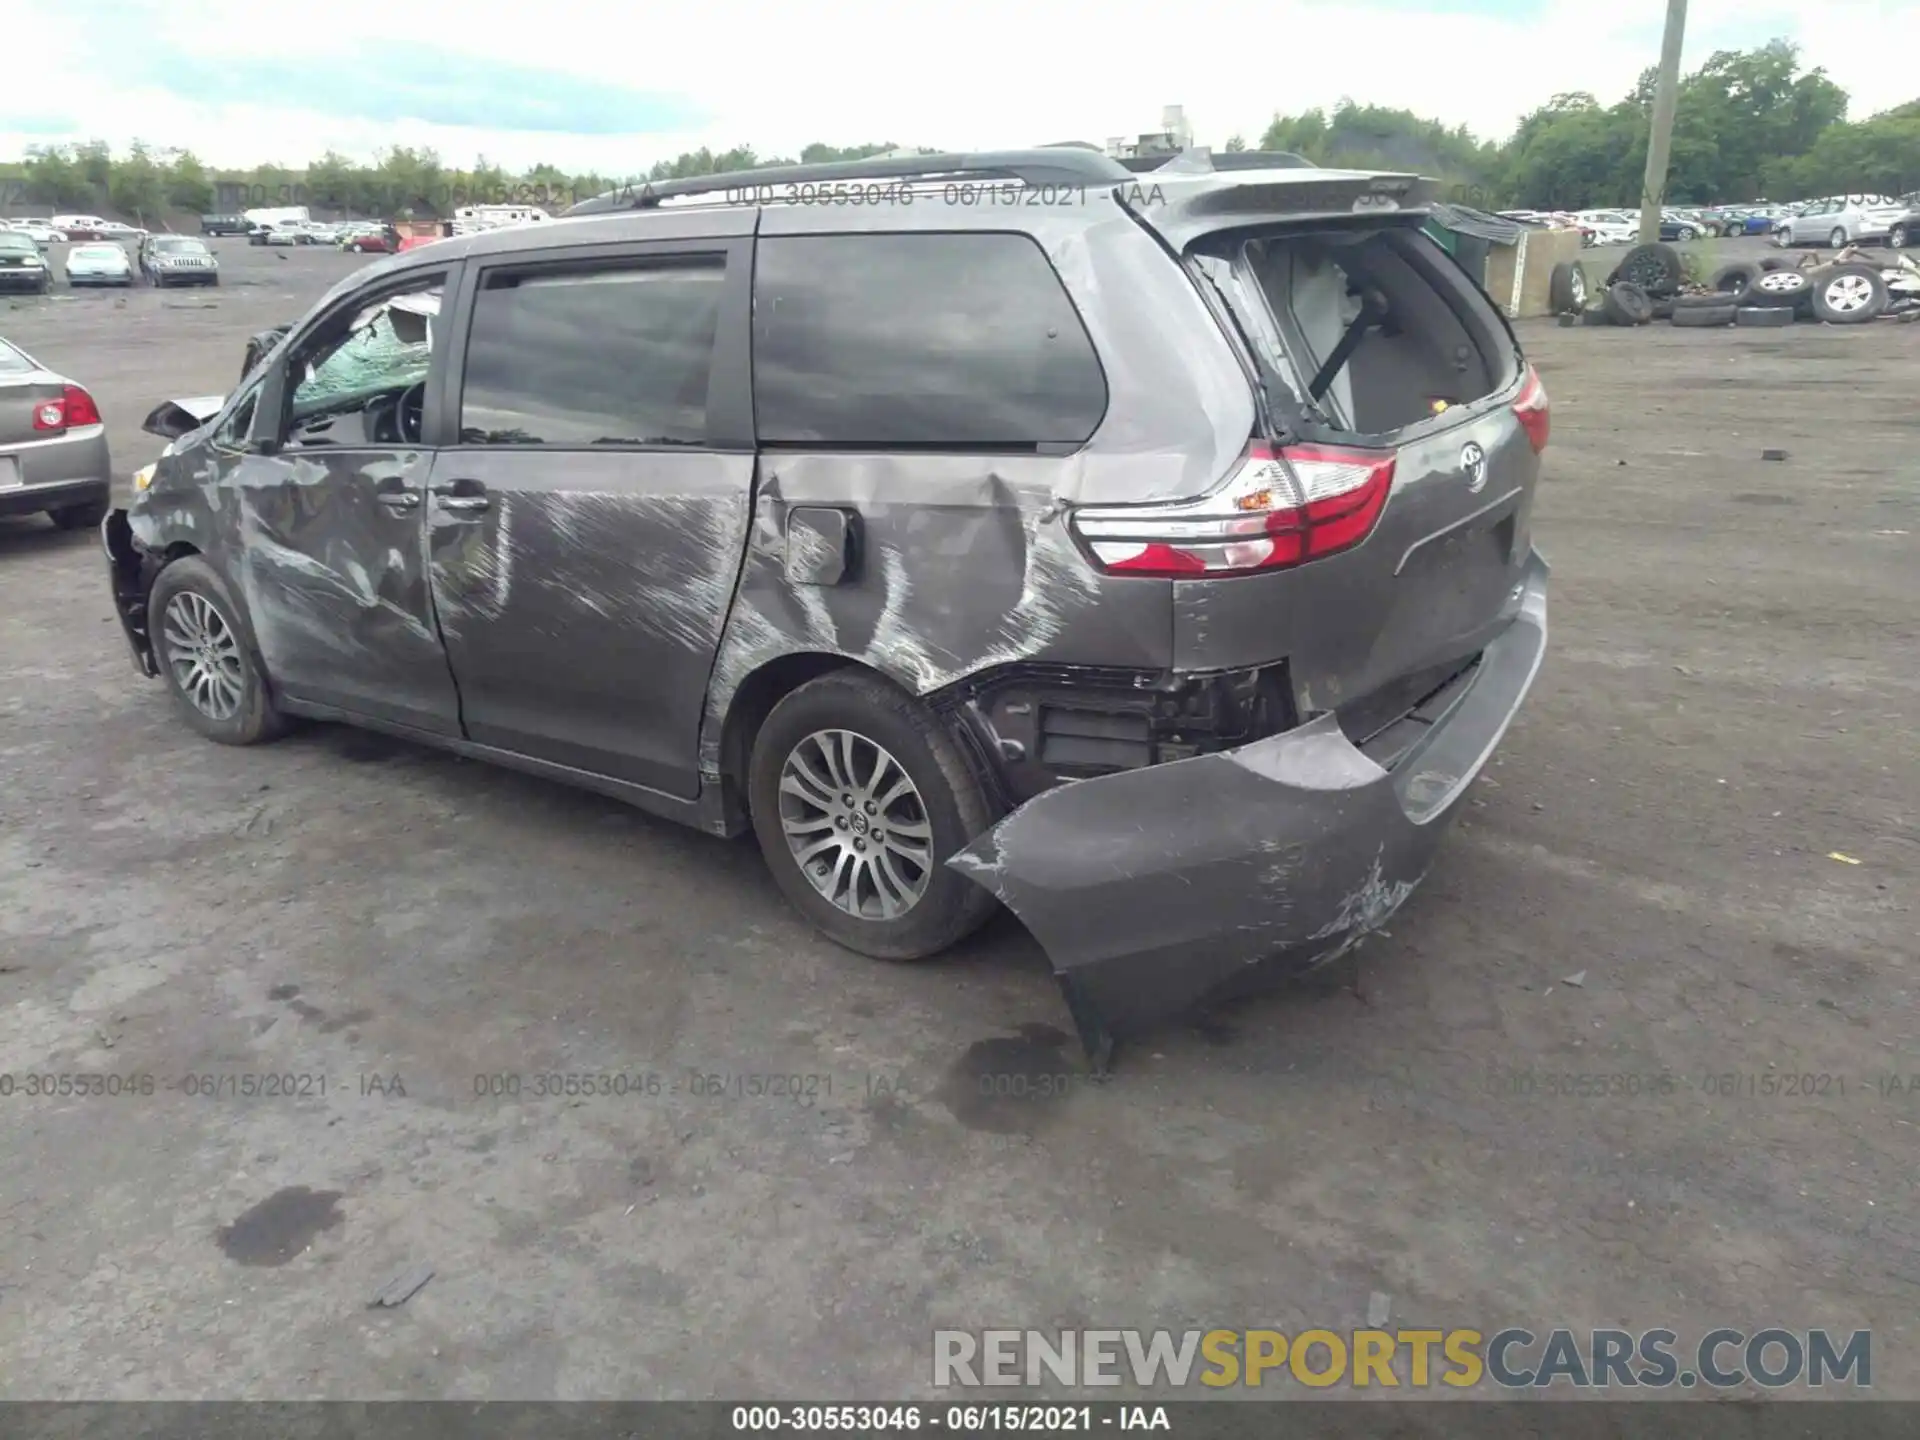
[376,489,422,511]
[430,481,489,514]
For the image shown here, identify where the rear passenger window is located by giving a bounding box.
[752,233,1106,447]
[460,257,724,447]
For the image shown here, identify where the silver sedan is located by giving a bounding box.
[65,242,134,286]
[0,335,112,529]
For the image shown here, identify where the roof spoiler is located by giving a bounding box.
[1117,149,1314,173]
[1123,171,1439,251]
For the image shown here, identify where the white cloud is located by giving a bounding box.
[3,0,1916,174]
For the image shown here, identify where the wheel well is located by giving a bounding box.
[718,652,867,802]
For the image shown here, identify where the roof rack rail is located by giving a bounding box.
[565,149,1136,215]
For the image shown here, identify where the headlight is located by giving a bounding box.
[132,463,155,492]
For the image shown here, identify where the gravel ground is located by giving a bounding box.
[1,237,1916,1401]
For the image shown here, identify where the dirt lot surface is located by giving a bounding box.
[1,239,1916,1401]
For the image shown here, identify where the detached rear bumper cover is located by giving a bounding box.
[103,509,159,677]
[949,550,1548,1060]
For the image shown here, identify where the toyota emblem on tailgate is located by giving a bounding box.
[1460,442,1488,493]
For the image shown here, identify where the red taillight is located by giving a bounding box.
[31,384,101,432]
[1512,366,1549,454]
[1071,441,1396,579]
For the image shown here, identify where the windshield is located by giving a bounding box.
[154,238,208,254]
[0,234,36,252]
[72,246,123,260]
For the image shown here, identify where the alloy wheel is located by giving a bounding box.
[162,591,245,721]
[1822,273,1876,314]
[778,728,933,921]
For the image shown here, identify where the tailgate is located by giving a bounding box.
[1170,402,1536,714]
[1141,181,1542,721]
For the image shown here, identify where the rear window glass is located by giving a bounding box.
[752,233,1106,447]
[459,257,723,447]
[0,340,32,374]
[1192,224,1509,436]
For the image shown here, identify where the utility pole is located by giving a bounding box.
[1639,0,1689,242]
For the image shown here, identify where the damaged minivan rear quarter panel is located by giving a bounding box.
[700,197,1262,772]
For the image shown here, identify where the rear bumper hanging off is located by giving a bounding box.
[103,509,159,677]
[948,550,1549,1069]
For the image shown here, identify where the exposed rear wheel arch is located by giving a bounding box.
[719,652,870,808]
[745,668,999,959]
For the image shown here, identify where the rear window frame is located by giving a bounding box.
[1183,214,1524,446]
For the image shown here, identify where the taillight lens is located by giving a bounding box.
[1071,441,1396,579]
[1512,366,1549,453]
[31,384,101,431]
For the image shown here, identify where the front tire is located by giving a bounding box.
[1892,224,1909,248]
[748,670,997,960]
[148,556,289,746]
[1829,228,1847,248]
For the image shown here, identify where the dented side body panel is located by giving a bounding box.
[950,552,1548,1042]
[697,194,1256,779]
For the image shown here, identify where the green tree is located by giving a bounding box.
[1223,134,1247,152]
[75,139,113,196]
[108,141,166,222]
[166,149,215,213]
[22,145,90,207]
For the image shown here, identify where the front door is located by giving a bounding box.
[226,268,462,734]
[424,234,757,799]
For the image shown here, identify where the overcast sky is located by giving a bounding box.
[5,0,1916,175]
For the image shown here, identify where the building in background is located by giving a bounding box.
[1105,106,1193,161]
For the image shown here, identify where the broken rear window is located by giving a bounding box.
[1191,223,1514,436]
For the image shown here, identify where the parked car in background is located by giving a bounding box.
[342,225,398,253]
[1886,195,1918,249]
[247,223,275,245]
[106,149,1551,1061]
[1657,209,1705,241]
[0,230,52,294]
[0,334,111,530]
[50,215,110,241]
[5,220,69,246]
[1773,196,1906,247]
[138,234,220,287]
[64,242,133,286]
[96,221,146,240]
[1574,210,1636,245]
[199,214,252,236]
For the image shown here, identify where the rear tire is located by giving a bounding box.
[147,556,290,746]
[1892,223,1910,249]
[1829,228,1847,249]
[747,670,997,960]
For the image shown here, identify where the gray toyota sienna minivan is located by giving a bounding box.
[106,149,1549,1064]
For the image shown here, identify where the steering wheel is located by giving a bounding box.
[395,381,426,444]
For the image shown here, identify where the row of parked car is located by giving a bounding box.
[0,227,222,292]
[1505,194,1919,249]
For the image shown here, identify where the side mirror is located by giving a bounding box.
[142,395,227,440]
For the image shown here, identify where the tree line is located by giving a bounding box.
[3,41,1914,224]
